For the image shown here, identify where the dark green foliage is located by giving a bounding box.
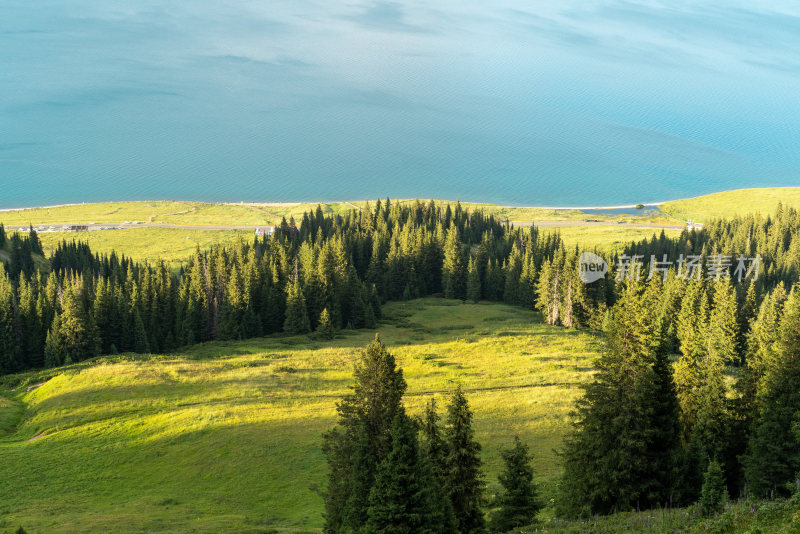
[420,397,448,489]
[0,222,5,247]
[366,410,454,533]
[44,313,66,368]
[0,264,21,373]
[54,283,99,364]
[743,285,800,497]
[558,279,682,516]
[699,460,728,516]
[467,256,481,303]
[317,307,334,340]
[0,199,575,375]
[489,436,541,533]
[133,309,150,353]
[322,335,407,533]
[444,385,486,534]
[283,277,311,335]
[443,224,466,300]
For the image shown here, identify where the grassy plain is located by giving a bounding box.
[547,225,682,254]
[1,199,681,228]
[661,187,800,222]
[0,299,604,533]
[5,186,799,230]
[35,228,252,267]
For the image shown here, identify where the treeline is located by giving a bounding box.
[0,223,43,280]
[558,271,800,517]
[1,200,585,375]
[321,335,541,533]
[3,201,800,377]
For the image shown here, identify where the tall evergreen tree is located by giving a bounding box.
[0,264,21,373]
[743,285,800,497]
[44,312,66,368]
[699,460,728,517]
[57,283,99,363]
[443,224,466,300]
[489,436,541,533]
[443,385,486,534]
[467,256,481,303]
[317,307,334,340]
[132,309,150,353]
[283,277,311,335]
[558,279,681,516]
[366,409,455,534]
[420,397,448,489]
[322,335,407,533]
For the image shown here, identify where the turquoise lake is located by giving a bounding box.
[2,1,800,208]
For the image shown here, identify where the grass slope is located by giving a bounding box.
[0,299,603,533]
[661,187,800,222]
[36,228,253,267]
[549,226,682,254]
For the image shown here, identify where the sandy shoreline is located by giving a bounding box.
[0,199,668,213]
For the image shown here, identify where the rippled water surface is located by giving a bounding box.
[2,1,800,208]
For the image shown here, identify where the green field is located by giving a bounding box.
[0,199,681,228]
[545,225,683,254]
[36,228,253,267]
[0,299,603,533]
[661,187,800,222]
[5,187,800,232]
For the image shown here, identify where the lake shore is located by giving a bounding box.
[0,199,667,213]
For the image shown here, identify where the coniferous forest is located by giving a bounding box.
[4,200,800,529]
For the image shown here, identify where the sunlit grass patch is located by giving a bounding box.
[0,298,603,533]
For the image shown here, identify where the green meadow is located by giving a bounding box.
[0,198,681,228]
[6,187,800,232]
[36,228,253,267]
[661,187,800,222]
[27,226,680,267]
[546,225,682,254]
[0,299,603,533]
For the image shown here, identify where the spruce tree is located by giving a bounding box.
[743,285,800,497]
[341,422,377,531]
[699,460,728,516]
[283,277,311,335]
[317,307,334,340]
[420,397,448,489]
[58,283,99,363]
[0,265,21,373]
[444,385,486,533]
[443,224,466,300]
[366,409,454,533]
[706,279,739,365]
[133,309,150,353]
[322,335,407,533]
[467,256,481,303]
[44,313,66,368]
[489,436,541,533]
[558,278,680,516]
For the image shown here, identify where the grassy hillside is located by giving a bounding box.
[550,225,682,254]
[517,495,800,533]
[0,239,50,272]
[0,299,603,533]
[661,187,800,222]
[36,228,253,267]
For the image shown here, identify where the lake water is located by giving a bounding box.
[2,1,800,209]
